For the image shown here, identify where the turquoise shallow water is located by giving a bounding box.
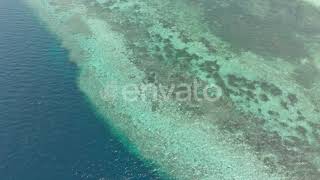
[0,0,161,179]
[20,0,320,179]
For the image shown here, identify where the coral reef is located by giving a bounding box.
[27,0,320,179]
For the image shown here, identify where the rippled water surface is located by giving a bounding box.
[3,0,320,179]
[0,0,160,179]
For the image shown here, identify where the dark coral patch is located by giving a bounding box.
[288,93,298,105]
[260,82,282,96]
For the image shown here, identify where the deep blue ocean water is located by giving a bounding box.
[0,0,159,179]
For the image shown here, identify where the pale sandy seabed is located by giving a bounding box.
[303,0,320,6]
[27,0,320,179]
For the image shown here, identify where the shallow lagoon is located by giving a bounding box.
[27,0,320,179]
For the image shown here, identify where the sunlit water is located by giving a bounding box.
[12,0,320,179]
[0,0,161,179]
